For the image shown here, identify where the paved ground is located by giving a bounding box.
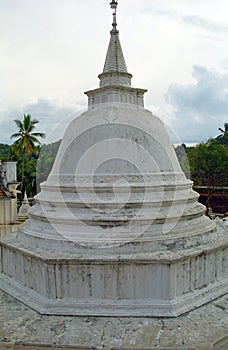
[0,290,227,350]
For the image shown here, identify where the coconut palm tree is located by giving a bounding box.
[217,123,228,149]
[10,114,45,195]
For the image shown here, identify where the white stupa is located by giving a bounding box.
[0,1,227,317]
[18,192,30,220]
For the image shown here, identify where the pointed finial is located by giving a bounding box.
[110,0,119,33]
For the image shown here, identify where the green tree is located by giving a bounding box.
[216,122,228,148]
[188,139,228,212]
[0,143,12,160]
[10,114,45,195]
[36,140,61,190]
[16,156,38,198]
[218,122,228,137]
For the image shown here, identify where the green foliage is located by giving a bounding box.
[0,143,12,160]
[218,122,228,136]
[36,140,61,190]
[216,122,228,148]
[188,140,228,188]
[11,114,45,156]
[10,113,46,196]
[175,125,228,210]
[16,156,38,197]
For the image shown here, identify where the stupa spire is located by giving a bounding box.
[110,0,118,33]
[102,0,129,75]
[85,0,147,109]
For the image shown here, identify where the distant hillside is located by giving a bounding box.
[37,140,61,188]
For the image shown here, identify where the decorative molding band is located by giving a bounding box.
[46,173,189,185]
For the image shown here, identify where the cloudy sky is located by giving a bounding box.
[1,0,228,144]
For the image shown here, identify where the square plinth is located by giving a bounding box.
[0,233,227,317]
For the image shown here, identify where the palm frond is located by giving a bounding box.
[31,132,46,138]
[31,119,39,124]
[10,132,22,139]
[23,114,32,131]
[13,119,24,130]
[29,135,42,145]
[10,113,45,158]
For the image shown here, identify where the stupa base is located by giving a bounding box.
[0,232,227,317]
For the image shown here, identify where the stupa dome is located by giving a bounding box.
[18,12,215,252]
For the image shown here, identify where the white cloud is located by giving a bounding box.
[0,98,83,144]
[165,65,228,142]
